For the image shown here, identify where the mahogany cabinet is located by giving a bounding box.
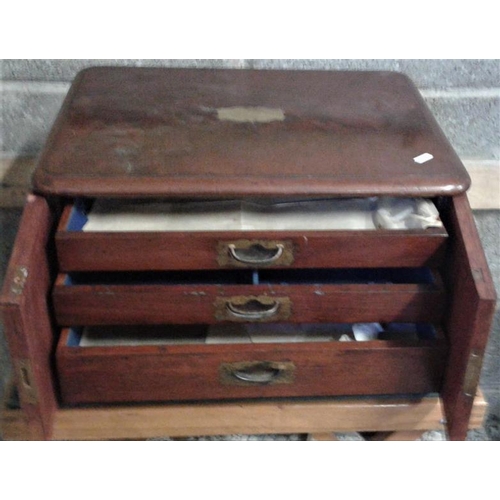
[0,68,496,440]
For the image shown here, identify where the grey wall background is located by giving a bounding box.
[0,59,499,439]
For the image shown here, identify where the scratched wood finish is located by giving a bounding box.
[4,157,498,210]
[56,230,447,272]
[56,328,446,405]
[2,389,488,440]
[55,203,448,272]
[0,195,57,440]
[440,194,496,441]
[32,68,470,198]
[52,280,446,326]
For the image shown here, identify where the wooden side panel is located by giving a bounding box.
[52,282,445,326]
[56,331,446,405]
[441,194,497,440]
[0,195,57,440]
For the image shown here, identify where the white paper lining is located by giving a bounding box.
[205,324,355,344]
[82,197,443,232]
[78,323,419,347]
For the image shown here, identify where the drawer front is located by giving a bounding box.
[52,280,446,326]
[56,203,448,272]
[56,328,447,405]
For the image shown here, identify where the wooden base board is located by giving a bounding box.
[0,390,488,441]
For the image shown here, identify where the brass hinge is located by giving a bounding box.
[14,359,38,405]
[10,266,28,295]
[463,351,483,398]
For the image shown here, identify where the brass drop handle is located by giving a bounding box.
[220,361,296,386]
[217,240,293,268]
[232,363,282,384]
[228,243,284,265]
[226,298,280,320]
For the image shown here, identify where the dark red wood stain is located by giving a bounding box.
[33,68,470,198]
[441,194,496,440]
[56,329,447,405]
[56,201,448,272]
[0,195,57,440]
[52,281,445,326]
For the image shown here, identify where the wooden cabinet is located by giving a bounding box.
[0,68,496,440]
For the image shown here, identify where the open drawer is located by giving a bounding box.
[52,267,446,325]
[55,198,448,271]
[56,323,448,405]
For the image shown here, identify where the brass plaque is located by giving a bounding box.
[463,351,483,397]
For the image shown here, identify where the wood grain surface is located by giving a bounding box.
[2,158,497,209]
[441,194,497,440]
[31,68,470,198]
[56,328,446,405]
[0,195,57,440]
[52,279,446,326]
[55,201,448,271]
[2,389,488,440]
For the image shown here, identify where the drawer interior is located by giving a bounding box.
[63,322,441,348]
[61,197,447,233]
[256,267,437,285]
[61,267,440,287]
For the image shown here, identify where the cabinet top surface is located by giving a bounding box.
[33,67,470,198]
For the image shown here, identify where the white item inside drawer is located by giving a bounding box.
[75,323,423,347]
[81,197,443,232]
[76,324,356,347]
[205,324,356,344]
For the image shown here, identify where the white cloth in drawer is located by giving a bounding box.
[82,197,443,232]
[374,198,442,230]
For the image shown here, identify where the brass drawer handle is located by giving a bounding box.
[214,296,292,322]
[233,364,281,383]
[220,361,296,386]
[226,298,280,320]
[228,243,284,265]
[216,240,294,267]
